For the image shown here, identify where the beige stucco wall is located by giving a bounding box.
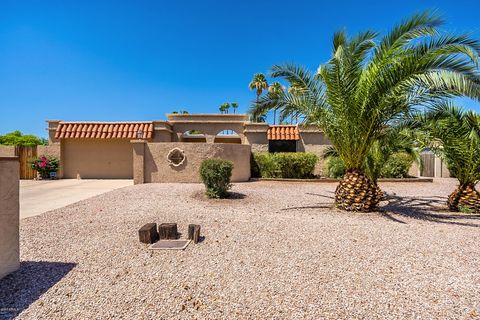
[244,132,269,152]
[167,114,249,144]
[171,123,246,143]
[151,121,173,142]
[435,156,451,178]
[0,157,20,279]
[0,146,16,157]
[62,139,133,179]
[134,142,251,183]
[244,123,269,152]
[47,120,61,143]
[408,162,420,177]
[37,143,61,157]
[297,131,330,176]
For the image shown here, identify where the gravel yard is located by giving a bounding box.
[1,179,479,319]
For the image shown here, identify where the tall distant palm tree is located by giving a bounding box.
[412,103,480,212]
[256,11,480,212]
[219,102,230,114]
[268,82,284,124]
[249,73,268,103]
[250,81,299,124]
[231,102,239,114]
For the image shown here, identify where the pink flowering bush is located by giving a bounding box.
[30,155,60,179]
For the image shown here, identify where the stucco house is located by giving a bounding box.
[44,114,329,182]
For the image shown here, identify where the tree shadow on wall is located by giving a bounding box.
[0,261,76,319]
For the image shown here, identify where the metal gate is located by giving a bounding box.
[15,146,38,179]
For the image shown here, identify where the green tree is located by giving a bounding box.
[268,82,284,124]
[231,102,239,114]
[256,11,480,211]
[219,102,230,114]
[324,126,420,184]
[412,103,480,212]
[0,131,47,146]
[249,73,268,103]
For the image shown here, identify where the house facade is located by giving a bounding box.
[44,114,330,182]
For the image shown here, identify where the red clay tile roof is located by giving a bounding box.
[55,122,154,139]
[267,125,300,140]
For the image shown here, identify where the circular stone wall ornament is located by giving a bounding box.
[167,148,186,167]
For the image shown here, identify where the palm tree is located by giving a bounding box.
[365,127,420,184]
[249,110,267,123]
[231,102,239,114]
[219,103,230,114]
[324,126,421,199]
[412,103,480,212]
[268,82,284,124]
[248,82,284,123]
[288,82,305,95]
[256,11,480,211]
[287,82,304,124]
[171,110,189,114]
[249,73,268,103]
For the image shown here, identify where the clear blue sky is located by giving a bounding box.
[1,0,479,137]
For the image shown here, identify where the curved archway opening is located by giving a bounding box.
[180,130,207,143]
[214,130,241,144]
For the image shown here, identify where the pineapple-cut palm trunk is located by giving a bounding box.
[447,183,480,212]
[335,169,381,212]
[376,185,386,202]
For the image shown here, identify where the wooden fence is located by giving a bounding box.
[15,146,38,179]
[420,153,435,177]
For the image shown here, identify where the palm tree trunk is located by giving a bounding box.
[447,183,480,212]
[335,169,381,212]
[273,109,276,125]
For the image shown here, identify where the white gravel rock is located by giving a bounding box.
[0,179,479,319]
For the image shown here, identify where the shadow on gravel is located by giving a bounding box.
[282,192,479,228]
[382,194,480,228]
[0,261,76,320]
[282,204,333,210]
[226,192,247,199]
[280,192,335,210]
[192,190,248,203]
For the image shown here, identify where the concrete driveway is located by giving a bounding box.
[20,179,133,219]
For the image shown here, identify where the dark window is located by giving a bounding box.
[268,140,297,153]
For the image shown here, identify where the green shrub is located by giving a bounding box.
[274,153,318,178]
[251,152,318,179]
[252,153,279,178]
[380,153,413,178]
[30,155,60,179]
[326,156,345,178]
[200,159,233,198]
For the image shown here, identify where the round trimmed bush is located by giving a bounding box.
[380,152,413,178]
[200,159,233,198]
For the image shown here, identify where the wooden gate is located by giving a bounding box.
[15,146,38,179]
[420,153,435,177]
